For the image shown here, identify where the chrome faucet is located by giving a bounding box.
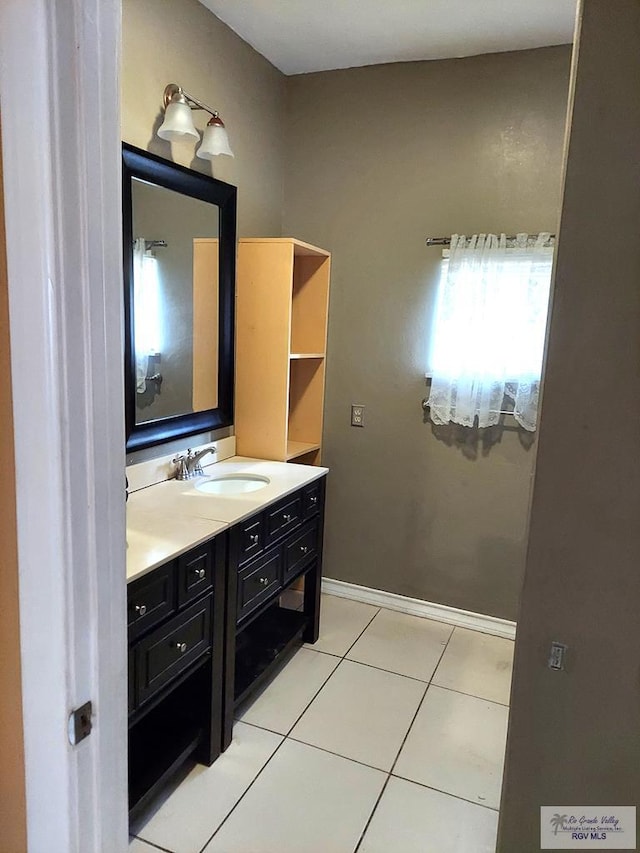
[172,446,217,480]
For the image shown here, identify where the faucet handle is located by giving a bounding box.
[172,454,189,481]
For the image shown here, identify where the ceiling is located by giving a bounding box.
[198,0,577,76]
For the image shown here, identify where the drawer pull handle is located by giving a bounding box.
[194,567,206,580]
[310,496,318,505]
[135,604,147,617]
[258,577,270,586]
[300,545,309,555]
[175,641,188,654]
[250,534,259,545]
[283,513,292,523]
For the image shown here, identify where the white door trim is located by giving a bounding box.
[0,1,127,850]
[322,578,517,640]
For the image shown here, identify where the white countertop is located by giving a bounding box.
[126,456,328,583]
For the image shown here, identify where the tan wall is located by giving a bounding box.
[498,2,640,848]
[0,117,27,852]
[284,47,571,619]
[122,0,286,237]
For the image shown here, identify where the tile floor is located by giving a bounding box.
[130,593,514,853]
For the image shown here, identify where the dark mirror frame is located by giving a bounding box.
[122,143,236,452]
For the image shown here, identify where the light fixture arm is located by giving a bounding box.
[163,83,220,120]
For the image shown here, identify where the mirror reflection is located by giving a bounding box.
[131,178,220,425]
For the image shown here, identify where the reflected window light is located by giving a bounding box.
[133,240,162,356]
[133,238,162,393]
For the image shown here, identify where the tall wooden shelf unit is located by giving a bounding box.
[235,238,331,466]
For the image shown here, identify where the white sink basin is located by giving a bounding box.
[194,474,270,496]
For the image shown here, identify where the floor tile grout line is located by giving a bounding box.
[195,736,288,853]
[352,773,393,853]
[281,656,343,737]
[389,772,500,813]
[431,682,511,708]
[388,681,430,778]
[303,646,342,660]
[341,607,382,659]
[302,605,379,660]
[236,646,342,735]
[239,646,346,738]
[285,734,392,775]
[387,633,453,777]
[234,718,286,737]
[133,836,176,853]
[342,652,448,685]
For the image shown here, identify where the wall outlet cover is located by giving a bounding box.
[351,404,365,427]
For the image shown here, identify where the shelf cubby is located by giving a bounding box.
[236,238,331,464]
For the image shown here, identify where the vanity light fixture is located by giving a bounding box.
[157,83,234,158]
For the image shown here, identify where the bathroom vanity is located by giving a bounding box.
[121,144,331,820]
[126,457,327,819]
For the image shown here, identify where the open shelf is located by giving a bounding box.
[287,358,324,452]
[128,663,210,819]
[287,448,321,465]
[289,352,325,360]
[234,603,307,707]
[286,440,322,460]
[291,255,330,355]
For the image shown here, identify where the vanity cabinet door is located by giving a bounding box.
[237,550,282,623]
[177,544,213,607]
[265,494,303,546]
[283,520,318,586]
[128,563,176,641]
[302,481,322,519]
[128,648,136,715]
[135,596,212,707]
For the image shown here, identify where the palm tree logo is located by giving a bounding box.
[550,814,568,835]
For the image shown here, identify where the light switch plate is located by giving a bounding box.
[351,404,365,427]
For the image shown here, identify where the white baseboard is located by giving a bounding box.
[321,578,517,640]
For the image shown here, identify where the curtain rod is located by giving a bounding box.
[425,234,556,247]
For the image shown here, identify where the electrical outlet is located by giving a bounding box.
[351,404,365,427]
[548,641,568,671]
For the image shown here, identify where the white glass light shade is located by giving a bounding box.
[196,117,234,159]
[157,100,199,142]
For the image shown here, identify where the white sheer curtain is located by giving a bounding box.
[427,232,553,431]
[133,237,161,393]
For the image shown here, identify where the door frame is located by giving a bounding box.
[0,0,127,850]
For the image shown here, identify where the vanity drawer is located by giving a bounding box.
[177,543,213,607]
[265,494,302,545]
[127,563,176,641]
[302,481,322,519]
[234,516,264,568]
[283,520,318,585]
[135,596,212,707]
[237,550,282,623]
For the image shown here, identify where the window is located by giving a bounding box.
[133,238,162,393]
[427,233,553,431]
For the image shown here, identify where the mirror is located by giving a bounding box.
[122,144,236,451]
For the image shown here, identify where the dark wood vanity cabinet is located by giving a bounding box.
[127,475,326,820]
[222,476,326,749]
[127,535,226,820]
